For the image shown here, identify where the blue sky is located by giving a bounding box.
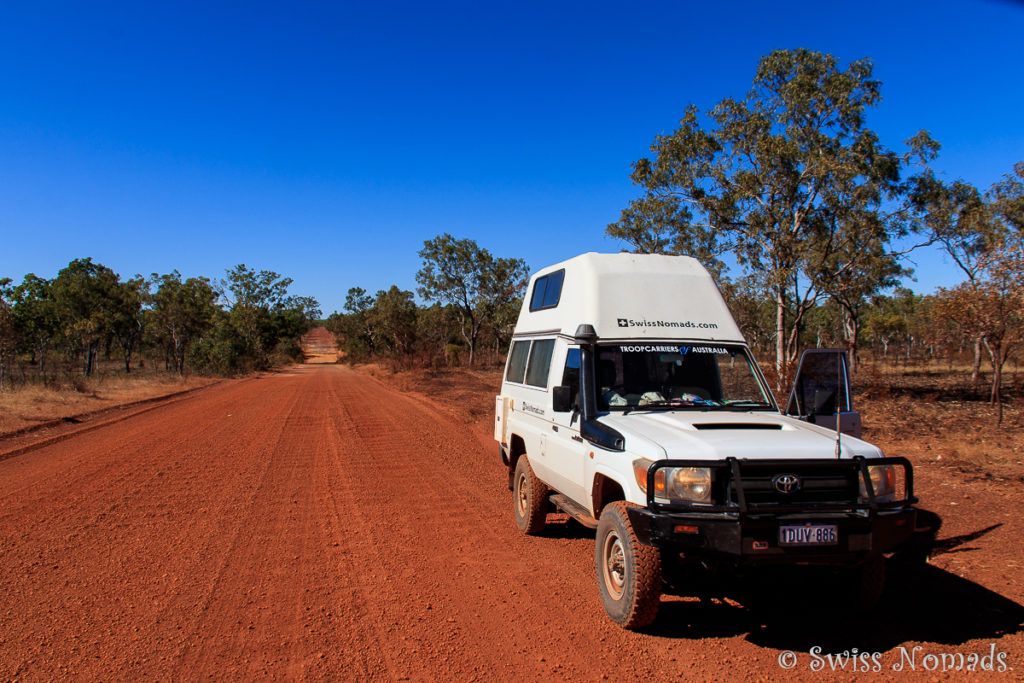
[1,0,1022,314]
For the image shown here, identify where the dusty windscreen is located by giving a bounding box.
[595,344,772,410]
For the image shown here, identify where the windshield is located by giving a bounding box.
[595,343,774,411]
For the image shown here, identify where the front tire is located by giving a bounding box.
[595,502,662,629]
[513,456,547,535]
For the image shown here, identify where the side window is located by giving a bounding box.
[561,347,581,406]
[528,269,565,312]
[525,339,556,387]
[506,340,530,384]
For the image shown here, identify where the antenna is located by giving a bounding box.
[835,352,843,459]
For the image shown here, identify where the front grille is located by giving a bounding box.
[725,462,859,509]
[646,456,914,514]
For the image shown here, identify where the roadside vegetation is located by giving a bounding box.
[323,233,529,370]
[607,48,1023,419]
[0,259,320,390]
[333,50,1022,434]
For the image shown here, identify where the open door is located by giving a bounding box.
[784,349,862,438]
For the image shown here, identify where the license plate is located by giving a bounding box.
[779,523,838,546]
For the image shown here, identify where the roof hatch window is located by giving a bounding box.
[529,269,565,312]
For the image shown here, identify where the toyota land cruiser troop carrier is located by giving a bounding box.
[494,252,919,629]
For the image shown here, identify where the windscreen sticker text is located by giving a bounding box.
[619,345,728,354]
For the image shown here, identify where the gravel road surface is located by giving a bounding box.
[1,364,1020,680]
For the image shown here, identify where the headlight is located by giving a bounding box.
[859,464,896,503]
[633,459,712,504]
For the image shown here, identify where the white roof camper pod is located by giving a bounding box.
[513,252,745,343]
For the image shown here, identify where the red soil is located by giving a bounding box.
[0,362,1020,680]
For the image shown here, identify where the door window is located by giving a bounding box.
[506,340,530,384]
[525,339,556,387]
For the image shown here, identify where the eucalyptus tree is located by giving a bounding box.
[0,278,16,389]
[909,161,1023,379]
[416,234,529,366]
[51,258,122,377]
[935,243,1024,424]
[608,48,935,387]
[991,162,1023,234]
[110,276,148,373]
[222,264,294,366]
[367,286,418,361]
[811,203,908,373]
[12,274,58,375]
[150,271,218,375]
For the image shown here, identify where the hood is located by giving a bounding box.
[597,411,883,461]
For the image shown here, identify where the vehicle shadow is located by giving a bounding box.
[540,516,595,540]
[646,525,1024,651]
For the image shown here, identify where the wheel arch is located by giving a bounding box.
[506,434,527,490]
[591,472,626,518]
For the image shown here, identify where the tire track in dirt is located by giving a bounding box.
[315,367,697,681]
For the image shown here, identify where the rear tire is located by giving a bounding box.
[595,502,662,629]
[513,456,547,535]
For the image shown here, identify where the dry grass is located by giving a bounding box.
[364,357,1024,481]
[0,374,219,436]
[862,393,1024,481]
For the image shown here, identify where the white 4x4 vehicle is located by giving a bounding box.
[495,253,919,629]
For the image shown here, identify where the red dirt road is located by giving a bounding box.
[1,364,1021,680]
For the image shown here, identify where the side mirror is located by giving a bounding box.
[552,385,574,413]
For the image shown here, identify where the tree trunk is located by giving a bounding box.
[992,351,1004,426]
[841,307,859,375]
[986,343,1001,403]
[775,284,786,392]
[971,337,983,383]
[83,341,95,377]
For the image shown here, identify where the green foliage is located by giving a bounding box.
[11,274,59,374]
[608,48,936,385]
[328,245,526,370]
[416,233,529,365]
[51,258,123,377]
[150,271,218,375]
[990,162,1024,235]
[367,286,418,362]
[909,174,1002,283]
[0,278,16,389]
[417,303,460,363]
[219,264,320,371]
[720,278,775,351]
[110,276,147,373]
[1,258,318,383]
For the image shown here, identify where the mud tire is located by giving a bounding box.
[595,502,662,629]
[512,456,547,535]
